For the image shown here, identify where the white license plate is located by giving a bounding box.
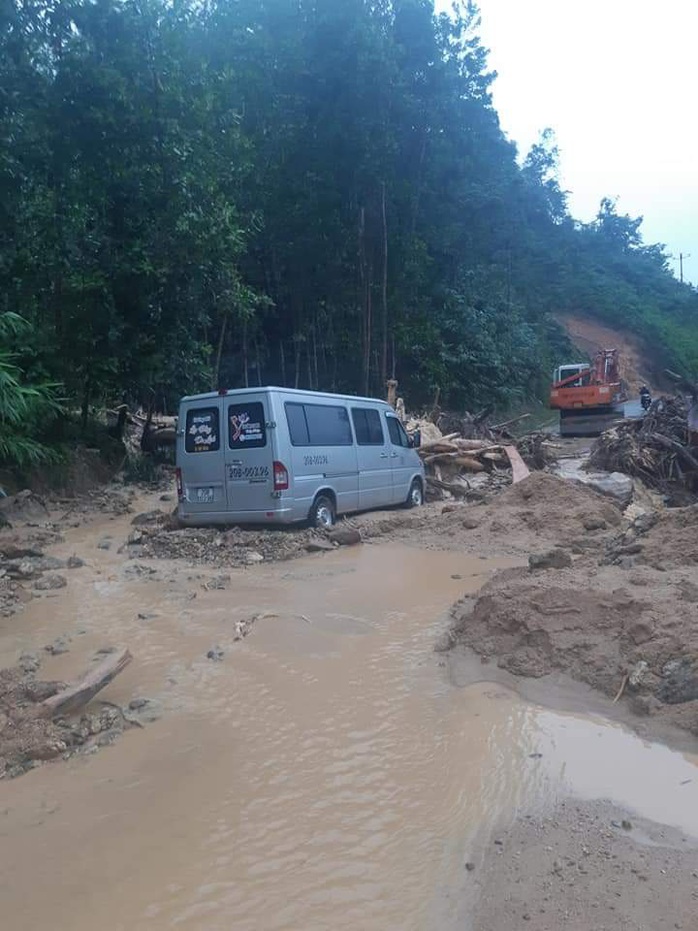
[195,487,214,503]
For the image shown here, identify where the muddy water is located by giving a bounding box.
[2,513,698,931]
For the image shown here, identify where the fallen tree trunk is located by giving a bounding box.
[41,648,132,718]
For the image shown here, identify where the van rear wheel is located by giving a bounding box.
[405,479,423,509]
[310,494,336,529]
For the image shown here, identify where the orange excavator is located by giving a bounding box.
[549,348,625,436]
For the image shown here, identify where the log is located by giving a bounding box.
[41,648,133,718]
[502,445,530,484]
[453,439,490,451]
[452,456,485,472]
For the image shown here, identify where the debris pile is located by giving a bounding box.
[588,395,697,495]
[406,415,558,500]
[0,649,135,778]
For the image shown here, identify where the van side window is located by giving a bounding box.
[285,403,310,445]
[185,407,220,453]
[228,402,266,449]
[285,402,352,446]
[386,415,409,448]
[351,408,384,445]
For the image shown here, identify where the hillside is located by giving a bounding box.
[554,314,662,393]
[1,0,698,470]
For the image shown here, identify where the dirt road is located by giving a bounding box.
[1,486,698,930]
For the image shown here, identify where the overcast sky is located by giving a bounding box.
[469,0,698,284]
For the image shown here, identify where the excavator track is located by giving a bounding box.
[559,407,621,437]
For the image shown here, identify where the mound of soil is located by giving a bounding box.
[450,562,698,735]
[0,663,130,778]
[364,472,623,557]
[621,505,698,570]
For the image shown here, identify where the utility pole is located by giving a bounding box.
[670,251,691,284]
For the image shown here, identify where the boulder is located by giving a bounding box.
[529,548,573,571]
[327,527,362,546]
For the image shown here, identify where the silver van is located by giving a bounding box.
[176,387,424,528]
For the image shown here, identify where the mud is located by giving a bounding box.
[470,799,698,931]
[2,482,698,929]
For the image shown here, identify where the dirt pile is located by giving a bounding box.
[363,472,623,556]
[605,504,698,570]
[450,561,698,735]
[0,661,133,778]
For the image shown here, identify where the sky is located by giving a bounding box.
[465,0,698,284]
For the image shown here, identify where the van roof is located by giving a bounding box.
[180,386,393,406]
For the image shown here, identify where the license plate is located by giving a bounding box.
[195,487,214,503]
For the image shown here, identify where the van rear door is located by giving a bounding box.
[179,401,225,515]
[224,395,274,516]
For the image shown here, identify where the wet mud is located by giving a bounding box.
[1,492,698,930]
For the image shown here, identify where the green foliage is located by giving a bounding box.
[0,314,64,468]
[0,0,696,441]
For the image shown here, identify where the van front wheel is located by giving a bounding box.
[405,479,424,509]
[310,494,336,529]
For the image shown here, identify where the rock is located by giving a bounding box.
[529,548,573,571]
[622,819,633,830]
[0,539,43,560]
[207,645,224,661]
[97,538,112,550]
[205,574,231,589]
[66,555,84,569]
[18,651,40,673]
[582,517,607,531]
[44,636,70,655]
[159,494,173,502]
[245,551,264,565]
[128,697,149,711]
[619,556,637,570]
[306,539,334,553]
[127,529,144,545]
[327,527,362,546]
[137,611,158,621]
[451,573,463,580]
[658,657,698,704]
[462,516,480,530]
[0,489,49,523]
[94,646,116,656]
[465,862,475,872]
[33,573,68,591]
[442,504,459,514]
[131,510,164,526]
[628,660,649,687]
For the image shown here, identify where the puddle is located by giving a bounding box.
[1,525,697,931]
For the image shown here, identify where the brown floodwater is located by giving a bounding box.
[1,509,697,931]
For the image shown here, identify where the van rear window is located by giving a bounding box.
[351,408,384,445]
[228,402,266,449]
[185,407,220,453]
[286,402,353,447]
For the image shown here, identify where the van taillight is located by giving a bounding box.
[273,461,289,491]
[175,467,183,499]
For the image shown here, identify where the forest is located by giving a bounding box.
[2,0,698,468]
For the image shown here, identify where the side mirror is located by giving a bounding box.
[409,430,421,449]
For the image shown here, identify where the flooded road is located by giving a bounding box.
[1,510,698,931]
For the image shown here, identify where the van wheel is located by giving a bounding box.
[405,479,423,509]
[310,494,336,529]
